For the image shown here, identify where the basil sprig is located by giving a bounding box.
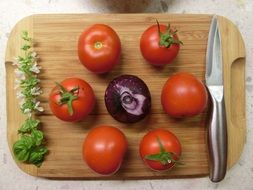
[12,31,48,167]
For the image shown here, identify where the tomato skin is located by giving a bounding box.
[83,125,128,175]
[161,72,208,117]
[140,24,180,66]
[49,78,95,122]
[78,24,121,74]
[139,129,181,171]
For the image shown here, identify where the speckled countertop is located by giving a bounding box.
[0,0,253,189]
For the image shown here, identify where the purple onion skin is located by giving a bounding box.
[105,75,151,123]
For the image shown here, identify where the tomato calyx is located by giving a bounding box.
[145,137,181,165]
[94,41,103,50]
[55,82,79,116]
[156,20,183,48]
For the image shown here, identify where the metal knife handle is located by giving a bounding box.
[208,86,227,182]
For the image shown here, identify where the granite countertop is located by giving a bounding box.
[0,0,253,189]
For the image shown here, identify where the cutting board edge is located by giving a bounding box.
[217,15,246,170]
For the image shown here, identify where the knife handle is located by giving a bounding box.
[208,86,227,182]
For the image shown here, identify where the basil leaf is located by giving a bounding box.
[31,129,43,146]
[28,147,48,167]
[18,118,40,134]
[22,135,35,149]
[13,136,34,162]
[16,149,30,162]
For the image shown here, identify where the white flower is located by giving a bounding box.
[19,99,25,107]
[14,79,21,89]
[24,108,31,114]
[24,108,32,117]
[12,58,20,67]
[34,101,44,112]
[16,91,24,100]
[31,52,37,58]
[31,87,42,96]
[30,62,41,74]
[14,69,25,80]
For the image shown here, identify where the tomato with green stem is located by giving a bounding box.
[139,128,182,171]
[49,78,95,122]
[140,20,182,66]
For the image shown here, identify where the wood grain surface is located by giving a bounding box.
[5,14,245,179]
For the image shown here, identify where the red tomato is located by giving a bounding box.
[161,72,208,117]
[83,125,128,175]
[78,24,121,74]
[139,128,182,171]
[49,78,95,122]
[140,22,181,66]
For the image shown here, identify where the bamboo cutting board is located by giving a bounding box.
[5,14,246,179]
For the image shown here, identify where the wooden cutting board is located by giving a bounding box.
[5,14,246,179]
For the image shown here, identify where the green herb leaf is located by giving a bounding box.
[21,44,31,51]
[28,146,48,167]
[18,118,40,134]
[21,31,32,42]
[31,129,44,146]
[13,136,34,162]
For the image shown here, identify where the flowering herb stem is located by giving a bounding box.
[12,31,48,167]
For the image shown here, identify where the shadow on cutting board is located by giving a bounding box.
[90,0,176,13]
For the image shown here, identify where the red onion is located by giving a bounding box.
[104,75,151,123]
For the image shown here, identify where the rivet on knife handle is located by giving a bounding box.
[208,86,227,182]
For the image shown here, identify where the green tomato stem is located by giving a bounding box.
[55,82,79,116]
[145,137,181,166]
[156,19,183,48]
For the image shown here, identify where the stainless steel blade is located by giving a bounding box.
[206,16,223,86]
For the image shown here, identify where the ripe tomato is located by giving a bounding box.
[78,24,121,74]
[161,72,208,117]
[83,125,128,175]
[140,21,182,66]
[49,78,95,122]
[139,128,182,171]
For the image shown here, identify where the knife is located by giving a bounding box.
[205,15,228,183]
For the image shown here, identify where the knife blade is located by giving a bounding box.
[205,15,228,183]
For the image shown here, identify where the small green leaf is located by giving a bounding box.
[19,118,40,133]
[28,146,48,167]
[28,151,42,164]
[21,44,31,51]
[13,136,34,162]
[31,129,43,146]
[22,135,35,149]
[21,31,32,42]
[16,149,30,161]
